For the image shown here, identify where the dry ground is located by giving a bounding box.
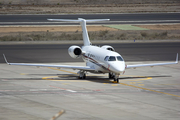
[136,24,180,30]
[0,26,117,33]
[0,4,179,14]
[1,24,180,33]
[0,0,179,14]
[0,24,179,41]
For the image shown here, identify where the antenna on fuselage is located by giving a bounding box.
[47,18,110,46]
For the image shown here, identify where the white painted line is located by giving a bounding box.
[39,89,48,91]
[49,85,77,93]
[29,89,48,91]
[29,89,37,91]
[66,89,77,93]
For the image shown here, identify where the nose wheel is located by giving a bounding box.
[114,78,119,83]
[109,73,119,83]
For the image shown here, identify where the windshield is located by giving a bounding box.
[105,56,124,62]
[117,56,124,61]
[108,56,116,61]
[104,56,109,61]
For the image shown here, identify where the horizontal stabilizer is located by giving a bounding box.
[47,18,110,23]
[47,19,82,22]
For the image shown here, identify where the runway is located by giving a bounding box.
[1,42,180,63]
[0,13,180,25]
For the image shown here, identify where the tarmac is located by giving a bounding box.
[0,61,180,120]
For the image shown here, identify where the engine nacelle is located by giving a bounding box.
[68,45,82,59]
[101,45,115,51]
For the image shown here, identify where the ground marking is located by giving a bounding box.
[49,85,77,93]
[48,67,77,74]
[130,82,136,84]
[50,110,65,120]
[138,84,144,86]
[119,83,180,98]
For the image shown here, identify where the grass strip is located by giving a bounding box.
[105,25,149,30]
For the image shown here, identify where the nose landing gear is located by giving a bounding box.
[109,73,120,83]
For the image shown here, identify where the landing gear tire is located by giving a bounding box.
[83,73,86,79]
[114,78,119,83]
[109,73,112,79]
[117,78,119,83]
[78,73,86,79]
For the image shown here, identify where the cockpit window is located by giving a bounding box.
[107,48,114,51]
[108,56,116,61]
[104,56,109,61]
[117,56,124,61]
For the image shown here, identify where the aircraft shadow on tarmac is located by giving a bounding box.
[1,74,172,84]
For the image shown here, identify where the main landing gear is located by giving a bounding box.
[78,70,86,79]
[109,73,119,83]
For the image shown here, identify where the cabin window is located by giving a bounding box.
[108,56,116,61]
[117,56,124,61]
[104,56,109,61]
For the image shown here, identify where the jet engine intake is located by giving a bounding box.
[68,45,82,58]
[101,45,115,51]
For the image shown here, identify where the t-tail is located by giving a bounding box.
[47,18,110,46]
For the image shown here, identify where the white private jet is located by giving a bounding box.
[3,18,178,83]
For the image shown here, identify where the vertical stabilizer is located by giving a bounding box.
[78,18,91,46]
[47,18,110,46]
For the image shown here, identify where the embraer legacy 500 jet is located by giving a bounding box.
[3,18,178,83]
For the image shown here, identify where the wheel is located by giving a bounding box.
[78,71,86,79]
[83,73,86,79]
[109,73,111,78]
[114,78,119,83]
[117,78,119,83]
[78,76,83,79]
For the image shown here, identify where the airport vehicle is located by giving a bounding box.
[3,18,178,83]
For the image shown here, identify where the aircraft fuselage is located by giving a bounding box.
[82,45,126,74]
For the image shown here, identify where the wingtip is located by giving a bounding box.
[47,19,52,21]
[176,53,178,64]
[3,54,9,65]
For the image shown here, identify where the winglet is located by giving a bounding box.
[176,53,178,64]
[3,54,10,65]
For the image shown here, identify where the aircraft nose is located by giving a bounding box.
[110,61,125,73]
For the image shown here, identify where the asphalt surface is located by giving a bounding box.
[1,42,180,63]
[0,55,180,120]
[0,13,180,25]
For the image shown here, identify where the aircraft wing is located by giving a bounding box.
[3,54,95,71]
[126,53,178,69]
